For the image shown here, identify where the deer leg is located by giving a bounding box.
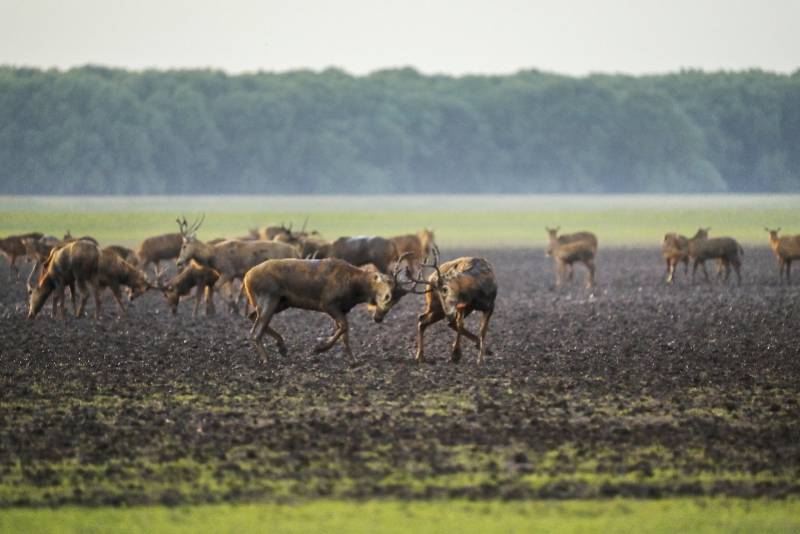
[566,263,575,282]
[555,261,565,287]
[732,259,742,286]
[683,257,689,275]
[417,307,445,363]
[152,261,161,282]
[786,260,792,285]
[192,286,202,317]
[477,308,493,365]
[700,261,710,282]
[110,286,126,316]
[250,296,286,362]
[446,321,482,352]
[450,311,464,363]
[585,258,595,288]
[10,255,19,280]
[74,280,89,318]
[314,311,347,354]
[27,260,39,291]
[205,285,216,316]
[92,282,102,320]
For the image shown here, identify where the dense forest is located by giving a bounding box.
[1,66,798,194]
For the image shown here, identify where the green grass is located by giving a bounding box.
[0,194,796,247]
[1,499,798,533]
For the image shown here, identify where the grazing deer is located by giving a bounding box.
[390,229,436,272]
[0,232,43,280]
[135,221,186,281]
[765,228,800,284]
[175,216,301,313]
[243,255,414,365]
[96,248,153,316]
[545,227,597,288]
[327,236,399,274]
[161,261,220,316]
[28,240,101,319]
[410,249,497,365]
[687,228,743,285]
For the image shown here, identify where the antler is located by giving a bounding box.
[392,252,430,295]
[300,216,309,234]
[176,216,189,236]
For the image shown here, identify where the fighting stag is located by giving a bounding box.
[410,248,497,365]
[765,228,800,284]
[545,227,598,288]
[243,254,414,365]
[175,216,300,313]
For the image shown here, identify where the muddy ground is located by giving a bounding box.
[0,248,798,505]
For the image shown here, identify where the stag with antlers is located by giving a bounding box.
[409,247,497,365]
[243,253,415,365]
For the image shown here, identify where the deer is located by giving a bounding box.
[545,227,597,288]
[0,232,43,280]
[326,236,399,274]
[134,220,186,281]
[96,248,154,316]
[103,245,136,263]
[765,228,800,284]
[175,216,301,313]
[62,231,99,245]
[243,254,415,365]
[161,261,220,316]
[22,235,61,291]
[408,248,497,365]
[390,229,436,273]
[661,233,690,283]
[687,228,743,285]
[28,240,101,319]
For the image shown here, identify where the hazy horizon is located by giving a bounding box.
[1,0,797,77]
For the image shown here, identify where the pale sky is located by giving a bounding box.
[1,0,798,76]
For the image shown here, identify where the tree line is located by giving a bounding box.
[1,66,798,194]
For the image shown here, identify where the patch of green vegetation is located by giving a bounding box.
[0,195,795,247]
[1,499,799,534]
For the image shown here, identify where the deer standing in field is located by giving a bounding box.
[22,235,61,291]
[175,216,301,313]
[687,228,743,285]
[661,233,690,283]
[326,236,399,274]
[96,248,153,316]
[244,254,414,365]
[135,221,186,281]
[0,232,43,280]
[409,248,497,365]
[545,227,598,288]
[28,240,101,319]
[765,228,800,284]
[161,261,220,316]
[390,229,436,273]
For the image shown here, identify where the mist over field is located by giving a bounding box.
[1,67,799,195]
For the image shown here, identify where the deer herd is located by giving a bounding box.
[2,219,798,366]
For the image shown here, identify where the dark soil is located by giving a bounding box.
[1,248,798,506]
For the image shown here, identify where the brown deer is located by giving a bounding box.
[103,245,136,263]
[765,228,800,284]
[22,235,61,291]
[243,255,414,365]
[545,227,597,288]
[327,236,399,274]
[62,231,99,245]
[390,229,436,272]
[661,233,690,283]
[0,232,43,279]
[410,249,497,365]
[161,261,220,316]
[28,240,101,319]
[134,220,186,281]
[175,216,301,313]
[687,228,743,285]
[96,248,153,316]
